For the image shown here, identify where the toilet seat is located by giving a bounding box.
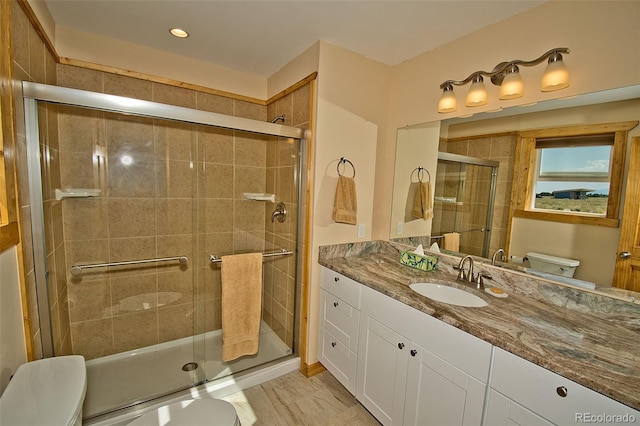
[129,399,240,426]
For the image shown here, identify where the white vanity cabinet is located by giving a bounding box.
[317,267,361,394]
[356,282,491,426]
[487,347,640,425]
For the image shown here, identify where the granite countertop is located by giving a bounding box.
[318,241,640,411]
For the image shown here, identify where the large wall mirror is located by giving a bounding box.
[390,85,640,292]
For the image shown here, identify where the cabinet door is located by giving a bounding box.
[404,343,486,426]
[485,389,553,426]
[356,314,409,426]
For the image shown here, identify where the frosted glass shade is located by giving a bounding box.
[466,80,488,107]
[438,88,457,113]
[541,59,569,91]
[499,71,524,100]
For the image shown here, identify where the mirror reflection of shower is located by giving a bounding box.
[432,152,498,258]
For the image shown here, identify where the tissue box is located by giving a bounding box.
[400,251,438,272]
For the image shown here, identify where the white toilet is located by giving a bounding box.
[0,355,87,426]
[526,251,580,278]
[129,398,240,426]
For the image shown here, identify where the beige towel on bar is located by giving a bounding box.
[332,175,357,225]
[412,181,433,220]
[443,232,460,252]
[221,253,263,362]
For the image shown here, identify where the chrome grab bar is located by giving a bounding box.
[209,248,293,264]
[71,255,188,276]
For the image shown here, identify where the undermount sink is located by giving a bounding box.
[410,282,488,307]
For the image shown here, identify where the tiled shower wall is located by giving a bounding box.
[439,134,517,256]
[11,0,69,359]
[52,65,309,359]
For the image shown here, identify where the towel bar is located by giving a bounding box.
[431,227,486,239]
[71,255,188,275]
[209,248,293,263]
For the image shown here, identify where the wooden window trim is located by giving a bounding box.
[513,121,639,228]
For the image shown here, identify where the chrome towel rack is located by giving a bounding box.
[410,166,431,183]
[337,157,356,178]
[70,255,188,276]
[209,248,293,264]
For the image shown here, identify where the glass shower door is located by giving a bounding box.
[30,101,203,417]
[432,153,498,258]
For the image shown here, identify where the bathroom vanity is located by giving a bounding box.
[317,241,640,426]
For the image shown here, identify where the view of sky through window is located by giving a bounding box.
[536,146,611,194]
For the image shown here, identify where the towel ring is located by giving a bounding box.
[411,166,431,183]
[337,157,356,178]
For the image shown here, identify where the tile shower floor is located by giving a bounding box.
[221,370,381,425]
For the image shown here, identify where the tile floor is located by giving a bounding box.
[221,370,380,425]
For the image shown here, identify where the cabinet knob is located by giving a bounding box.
[410,349,417,357]
[556,386,568,397]
[398,343,405,350]
[334,277,339,282]
[333,301,339,307]
[331,342,337,348]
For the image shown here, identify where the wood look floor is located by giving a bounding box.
[221,371,380,425]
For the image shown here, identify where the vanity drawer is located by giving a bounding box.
[320,328,358,395]
[491,347,639,425]
[320,267,361,308]
[320,290,360,351]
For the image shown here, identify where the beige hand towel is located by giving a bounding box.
[412,181,433,220]
[221,253,263,362]
[443,232,460,252]
[332,175,357,225]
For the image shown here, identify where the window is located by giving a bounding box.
[513,121,638,227]
[532,135,614,215]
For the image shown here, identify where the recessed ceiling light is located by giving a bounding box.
[170,28,189,38]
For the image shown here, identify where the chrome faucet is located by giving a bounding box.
[456,255,474,282]
[491,248,506,266]
[271,202,287,223]
[456,255,485,290]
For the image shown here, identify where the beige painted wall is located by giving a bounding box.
[305,41,391,364]
[374,0,640,239]
[55,26,267,99]
[0,246,27,394]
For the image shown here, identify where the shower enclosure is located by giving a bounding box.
[432,152,498,258]
[22,82,305,418]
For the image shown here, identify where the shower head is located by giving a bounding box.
[270,114,286,123]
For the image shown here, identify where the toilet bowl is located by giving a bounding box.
[0,355,87,426]
[526,251,580,278]
[129,398,240,426]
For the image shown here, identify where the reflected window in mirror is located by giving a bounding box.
[514,121,638,227]
[533,135,613,215]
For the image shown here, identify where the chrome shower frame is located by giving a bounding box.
[22,81,307,358]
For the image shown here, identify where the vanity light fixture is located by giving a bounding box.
[438,48,570,113]
[170,28,189,38]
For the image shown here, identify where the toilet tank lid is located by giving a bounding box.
[0,355,86,426]
[527,252,580,267]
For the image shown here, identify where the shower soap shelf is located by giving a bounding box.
[55,188,101,201]
[243,193,275,202]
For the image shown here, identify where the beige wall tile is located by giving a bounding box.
[28,23,46,83]
[154,121,195,161]
[108,236,156,263]
[196,92,234,115]
[104,73,153,101]
[156,198,194,235]
[292,84,311,126]
[234,165,265,198]
[110,273,157,316]
[68,279,111,322]
[10,1,30,74]
[64,198,109,240]
[234,100,266,121]
[57,64,103,92]
[198,163,233,199]
[156,159,196,198]
[198,199,233,233]
[197,126,234,164]
[158,303,195,341]
[57,105,101,154]
[153,83,196,109]
[70,318,114,360]
[235,134,267,167]
[112,310,158,352]
[158,270,194,306]
[108,198,157,238]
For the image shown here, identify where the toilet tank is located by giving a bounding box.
[0,355,86,426]
[526,252,580,278]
